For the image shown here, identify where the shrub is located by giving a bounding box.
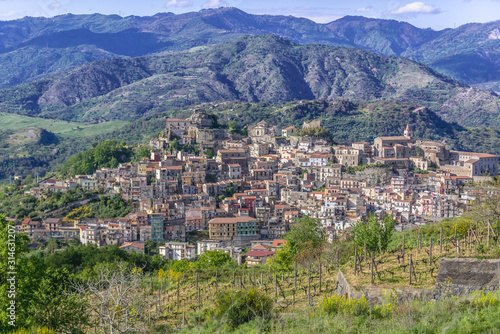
[318,295,369,316]
[213,288,273,328]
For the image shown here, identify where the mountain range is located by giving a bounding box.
[0,7,499,91]
[0,34,498,127]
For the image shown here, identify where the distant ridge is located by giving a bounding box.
[0,7,498,90]
[0,35,498,127]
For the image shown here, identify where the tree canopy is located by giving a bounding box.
[60,140,133,177]
[352,214,396,254]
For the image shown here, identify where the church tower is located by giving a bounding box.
[404,124,413,139]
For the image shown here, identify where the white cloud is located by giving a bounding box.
[165,0,192,8]
[357,6,374,12]
[48,2,61,10]
[391,2,440,15]
[0,10,17,19]
[202,0,229,9]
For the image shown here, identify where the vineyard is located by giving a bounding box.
[93,259,342,331]
[344,217,500,289]
[78,217,500,332]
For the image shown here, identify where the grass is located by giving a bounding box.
[177,288,500,333]
[0,112,128,138]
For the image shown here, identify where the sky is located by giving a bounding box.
[0,0,499,30]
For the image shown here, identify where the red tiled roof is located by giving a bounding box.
[272,239,287,248]
[120,242,145,249]
[246,250,275,257]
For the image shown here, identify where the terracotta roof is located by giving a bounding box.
[246,250,275,257]
[272,239,287,248]
[252,244,269,250]
[208,217,257,224]
[120,242,145,249]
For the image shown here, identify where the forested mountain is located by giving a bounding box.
[1,35,498,126]
[0,8,498,90]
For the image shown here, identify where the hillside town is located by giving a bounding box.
[11,110,499,265]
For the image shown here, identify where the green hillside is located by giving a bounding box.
[0,112,127,138]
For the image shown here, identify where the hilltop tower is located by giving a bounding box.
[404,124,413,139]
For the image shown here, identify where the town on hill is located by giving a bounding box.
[9,109,498,259]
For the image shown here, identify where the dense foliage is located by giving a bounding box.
[0,182,95,220]
[194,250,236,270]
[59,140,132,177]
[87,194,134,219]
[352,214,397,254]
[212,288,274,328]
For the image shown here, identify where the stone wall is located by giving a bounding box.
[434,258,500,296]
[336,258,500,304]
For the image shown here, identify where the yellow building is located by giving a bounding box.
[208,216,258,240]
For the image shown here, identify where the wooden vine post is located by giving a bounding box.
[177,279,180,311]
[418,228,421,249]
[429,237,432,266]
[294,261,297,289]
[354,246,358,276]
[274,274,278,298]
[409,254,413,285]
[364,242,367,262]
[308,276,311,305]
[440,226,443,253]
[319,256,322,292]
[370,252,374,284]
[402,234,405,264]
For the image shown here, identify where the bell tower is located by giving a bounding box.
[404,124,413,139]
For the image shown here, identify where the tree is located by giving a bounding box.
[352,214,396,254]
[134,145,150,161]
[0,214,31,329]
[194,250,235,269]
[285,216,326,273]
[29,267,89,333]
[45,238,61,254]
[240,126,248,136]
[415,146,424,157]
[286,215,325,251]
[73,263,152,334]
[204,148,215,159]
[228,121,238,134]
[144,240,158,255]
[23,175,34,185]
[170,138,180,152]
[268,242,296,272]
[170,259,191,273]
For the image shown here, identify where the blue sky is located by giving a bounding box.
[1,0,499,30]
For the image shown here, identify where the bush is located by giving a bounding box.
[213,288,273,328]
[319,290,397,320]
[318,295,369,316]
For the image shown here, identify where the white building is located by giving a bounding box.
[159,242,196,260]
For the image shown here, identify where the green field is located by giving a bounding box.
[0,112,128,138]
